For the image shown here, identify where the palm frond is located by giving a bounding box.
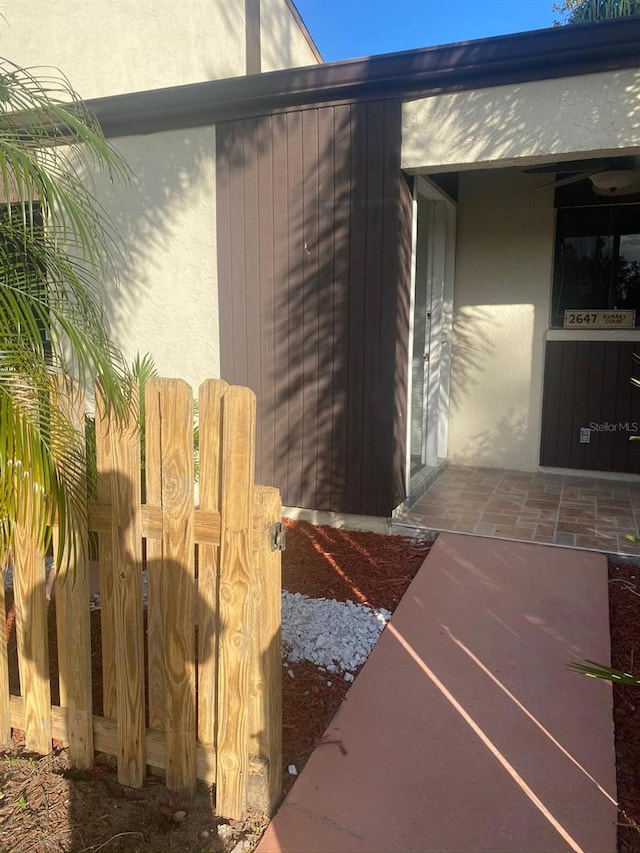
[555,0,640,23]
[0,60,132,570]
[569,659,640,685]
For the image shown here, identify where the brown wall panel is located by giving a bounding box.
[540,340,640,473]
[301,108,321,509]
[245,0,261,75]
[316,105,342,509]
[580,343,606,471]
[216,99,409,515]
[270,112,291,499]
[344,105,367,511]
[242,118,262,409]
[256,113,276,488]
[361,101,385,509]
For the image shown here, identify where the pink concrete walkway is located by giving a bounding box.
[258,533,617,853]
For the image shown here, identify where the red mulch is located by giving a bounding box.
[610,560,640,852]
[280,521,433,794]
[281,520,431,611]
[1,522,639,852]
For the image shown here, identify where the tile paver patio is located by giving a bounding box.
[394,465,640,556]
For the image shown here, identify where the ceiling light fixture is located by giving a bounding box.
[589,170,640,195]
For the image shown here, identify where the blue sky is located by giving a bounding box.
[294,0,561,61]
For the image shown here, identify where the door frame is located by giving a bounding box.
[405,175,456,502]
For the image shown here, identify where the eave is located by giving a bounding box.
[84,18,640,138]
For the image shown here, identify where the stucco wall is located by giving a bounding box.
[447,169,555,471]
[1,0,246,99]
[1,0,320,99]
[260,0,321,71]
[91,127,220,391]
[402,68,640,172]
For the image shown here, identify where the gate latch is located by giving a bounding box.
[270,521,287,552]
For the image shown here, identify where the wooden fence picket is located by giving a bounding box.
[197,379,227,747]
[52,525,66,709]
[106,389,145,788]
[13,495,51,753]
[156,379,197,793]
[145,381,165,733]
[95,389,116,720]
[53,379,94,768]
[0,554,10,743]
[250,485,283,814]
[216,386,256,821]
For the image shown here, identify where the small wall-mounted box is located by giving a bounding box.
[579,427,591,444]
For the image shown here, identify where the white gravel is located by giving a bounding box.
[281,590,391,675]
[5,565,390,677]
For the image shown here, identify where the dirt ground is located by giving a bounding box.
[0,523,638,852]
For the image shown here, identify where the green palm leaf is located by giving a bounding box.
[555,0,640,23]
[569,659,640,685]
[0,58,132,570]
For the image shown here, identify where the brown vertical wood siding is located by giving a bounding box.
[245,0,261,75]
[540,340,640,472]
[216,99,410,515]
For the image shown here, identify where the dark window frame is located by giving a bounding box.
[551,202,640,327]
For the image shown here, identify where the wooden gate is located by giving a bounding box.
[0,378,282,820]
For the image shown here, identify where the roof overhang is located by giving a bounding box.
[84,18,640,138]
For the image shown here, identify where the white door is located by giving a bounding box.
[406,176,456,501]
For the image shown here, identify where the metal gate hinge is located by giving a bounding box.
[270,521,286,552]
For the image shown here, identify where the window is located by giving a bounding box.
[551,204,640,326]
